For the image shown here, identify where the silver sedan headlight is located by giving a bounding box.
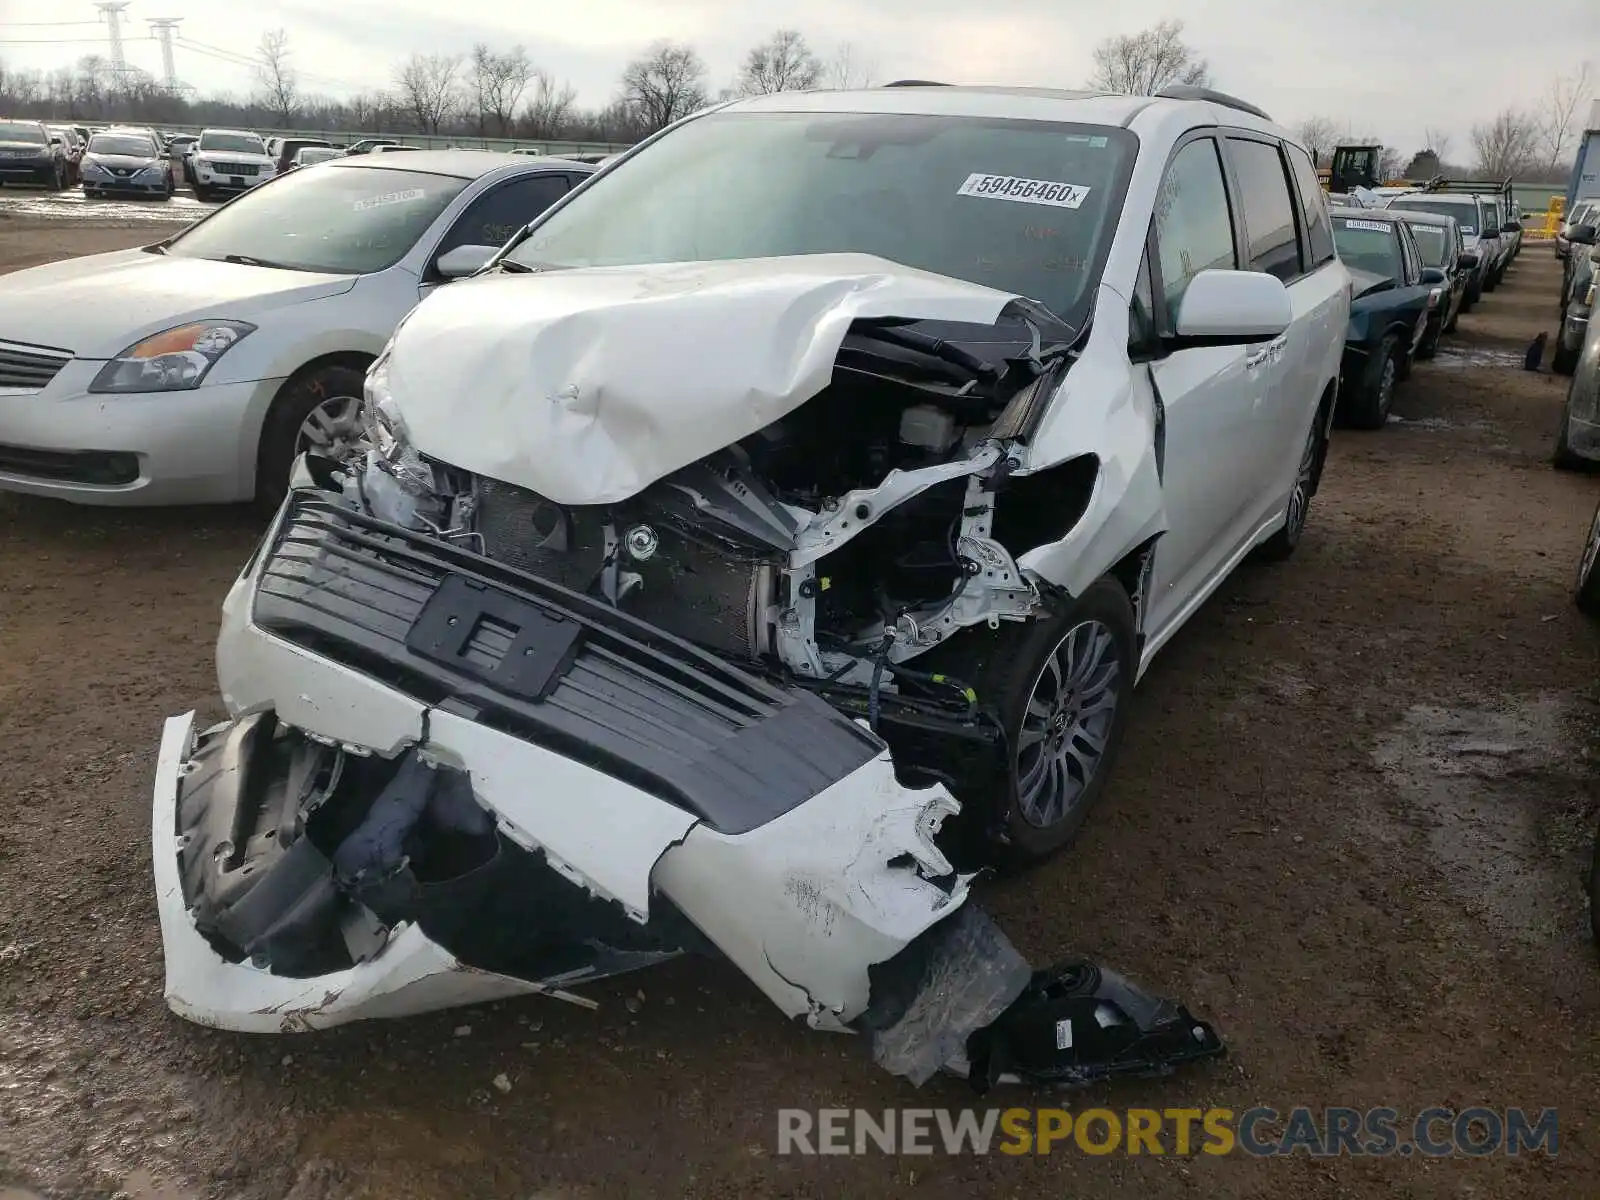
[88,320,255,394]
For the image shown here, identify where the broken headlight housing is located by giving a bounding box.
[352,346,457,531]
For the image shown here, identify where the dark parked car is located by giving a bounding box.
[1558,200,1597,262]
[1383,192,1494,306]
[0,119,65,189]
[273,138,336,175]
[1393,209,1473,352]
[343,138,399,156]
[1554,233,1600,469]
[1330,207,1446,427]
[1554,224,1597,378]
[79,128,174,199]
[166,134,198,184]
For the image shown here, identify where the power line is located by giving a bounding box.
[0,36,156,45]
[176,36,370,90]
[0,20,105,26]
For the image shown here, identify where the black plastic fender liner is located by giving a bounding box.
[965,961,1225,1093]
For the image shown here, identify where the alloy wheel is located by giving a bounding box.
[1016,620,1123,829]
[293,394,364,461]
[1579,503,1600,593]
[1377,357,1397,419]
[1284,418,1320,541]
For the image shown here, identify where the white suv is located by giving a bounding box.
[190,128,276,201]
[149,85,1347,1076]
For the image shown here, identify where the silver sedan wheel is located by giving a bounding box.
[1578,502,1600,593]
[1284,418,1320,542]
[293,394,364,461]
[1016,620,1123,829]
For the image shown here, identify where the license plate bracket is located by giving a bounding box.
[405,573,581,702]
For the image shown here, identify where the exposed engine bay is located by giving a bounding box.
[354,310,1097,810]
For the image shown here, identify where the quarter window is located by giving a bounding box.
[1152,137,1237,326]
[1284,143,1336,267]
[1226,137,1302,281]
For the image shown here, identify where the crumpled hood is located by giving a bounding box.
[385,254,1026,505]
[0,250,355,357]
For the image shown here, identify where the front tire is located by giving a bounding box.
[965,579,1137,866]
[1256,406,1326,561]
[1344,335,1400,430]
[255,364,367,507]
[1553,335,1580,377]
[1575,497,1600,615]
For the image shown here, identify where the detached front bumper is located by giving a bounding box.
[153,480,1225,1086]
[160,486,981,1039]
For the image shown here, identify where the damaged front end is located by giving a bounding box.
[153,255,1221,1088]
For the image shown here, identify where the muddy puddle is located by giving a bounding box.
[1429,346,1529,371]
[1371,696,1597,977]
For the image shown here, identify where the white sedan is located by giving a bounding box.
[0,151,593,506]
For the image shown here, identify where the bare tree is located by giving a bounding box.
[619,41,708,133]
[347,91,394,133]
[824,41,875,90]
[1421,126,1454,165]
[1471,108,1539,178]
[523,71,578,139]
[1089,19,1211,95]
[470,44,534,137]
[1539,61,1593,170]
[1292,116,1345,165]
[395,53,463,134]
[255,29,298,127]
[737,29,821,96]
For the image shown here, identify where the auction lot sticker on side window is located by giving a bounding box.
[1339,218,1391,234]
[354,187,427,212]
[958,173,1091,209]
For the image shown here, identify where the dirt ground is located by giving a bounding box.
[1,220,1598,1200]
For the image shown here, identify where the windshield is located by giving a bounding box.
[1386,198,1479,235]
[1332,216,1403,279]
[1569,202,1596,229]
[297,148,339,164]
[1406,223,1450,267]
[0,122,45,144]
[168,166,468,274]
[199,133,266,155]
[506,111,1138,322]
[88,134,156,158]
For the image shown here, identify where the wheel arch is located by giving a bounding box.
[253,352,375,497]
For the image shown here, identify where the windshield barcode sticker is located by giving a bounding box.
[354,187,426,212]
[957,173,1091,209]
[1340,219,1390,233]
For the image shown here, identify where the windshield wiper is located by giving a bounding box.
[217,253,303,271]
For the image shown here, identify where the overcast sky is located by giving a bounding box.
[2,0,1596,152]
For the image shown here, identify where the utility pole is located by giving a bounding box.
[94,2,133,73]
[147,17,187,93]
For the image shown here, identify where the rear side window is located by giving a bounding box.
[1284,144,1336,267]
[1226,137,1302,282]
[1152,137,1237,325]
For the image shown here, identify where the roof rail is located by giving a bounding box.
[1154,84,1272,122]
[883,79,950,87]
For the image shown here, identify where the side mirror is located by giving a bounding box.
[1172,269,1292,343]
[1419,267,1447,286]
[1568,223,1598,247]
[434,244,497,279]
[1500,221,1521,234]
[1457,251,1480,271]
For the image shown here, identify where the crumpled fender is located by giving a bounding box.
[1014,285,1167,602]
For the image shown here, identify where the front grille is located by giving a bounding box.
[251,493,882,834]
[209,161,260,176]
[0,339,71,390]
